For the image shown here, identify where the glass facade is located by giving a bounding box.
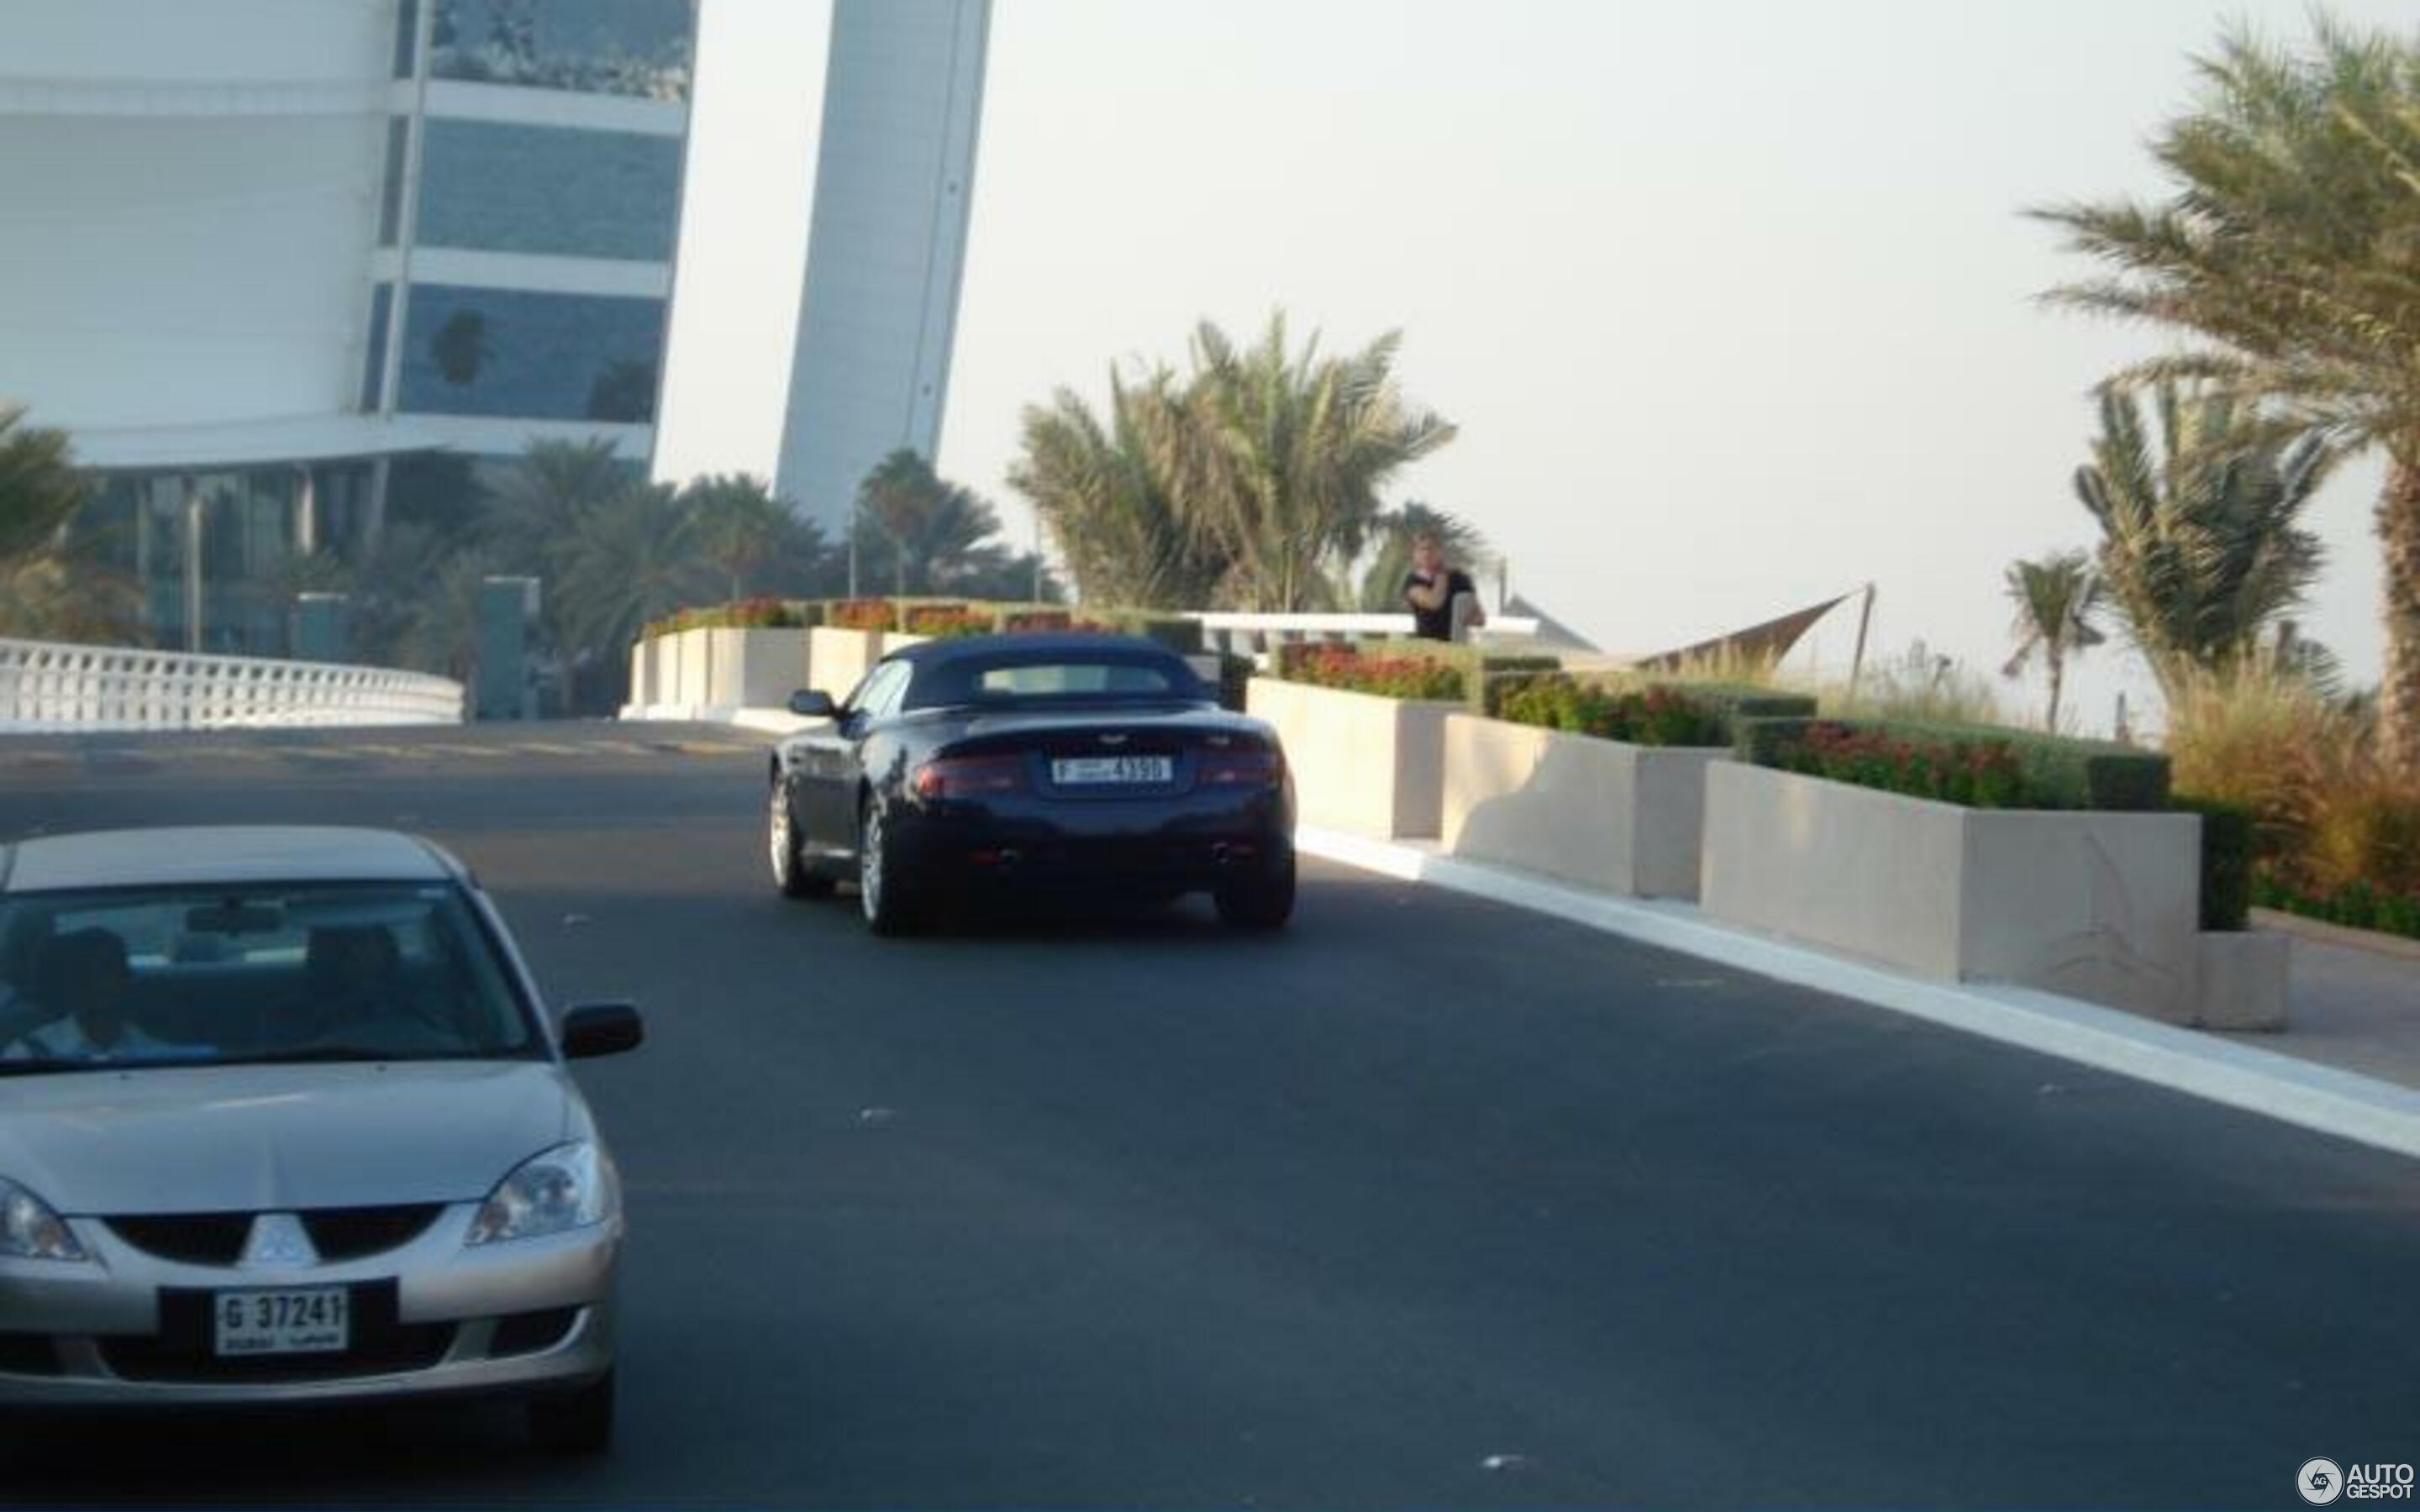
[397,284,663,423]
[429,0,693,101]
[414,118,680,261]
[79,465,376,657]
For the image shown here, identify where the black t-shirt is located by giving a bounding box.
[1402,569,1474,641]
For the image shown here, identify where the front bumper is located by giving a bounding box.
[0,1203,618,1409]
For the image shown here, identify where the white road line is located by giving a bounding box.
[1297,826,2420,1163]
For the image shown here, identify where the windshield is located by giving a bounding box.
[0,882,540,1074]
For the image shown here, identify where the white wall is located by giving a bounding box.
[0,0,392,433]
[0,0,390,87]
[772,0,987,533]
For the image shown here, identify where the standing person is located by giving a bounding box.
[1402,531,1486,643]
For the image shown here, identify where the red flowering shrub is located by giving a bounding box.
[902,605,993,638]
[1278,643,1465,701]
[829,598,895,631]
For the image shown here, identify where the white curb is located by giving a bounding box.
[1297,826,2420,1163]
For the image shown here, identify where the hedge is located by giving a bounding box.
[2254,872,2420,941]
[1272,641,1561,706]
[1486,671,1815,747]
[639,597,818,639]
[1738,716,2171,812]
[2172,796,2254,933]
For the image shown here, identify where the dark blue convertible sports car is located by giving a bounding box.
[766,634,1296,934]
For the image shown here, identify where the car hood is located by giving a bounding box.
[0,1061,580,1215]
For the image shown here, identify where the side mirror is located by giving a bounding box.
[559,1001,644,1059]
[787,689,838,719]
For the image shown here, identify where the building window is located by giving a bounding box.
[414,119,680,262]
[377,118,410,248]
[397,285,664,423]
[429,0,693,101]
[361,284,393,412]
[392,0,421,78]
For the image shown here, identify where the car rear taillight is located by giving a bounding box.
[913,753,1027,800]
[1197,748,1285,788]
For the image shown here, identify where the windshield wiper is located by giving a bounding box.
[0,1058,92,1077]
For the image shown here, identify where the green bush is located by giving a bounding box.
[1496,676,1728,747]
[1739,716,2170,811]
[2174,795,2254,932]
[2254,870,2420,941]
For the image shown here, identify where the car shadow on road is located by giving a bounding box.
[0,1399,608,1504]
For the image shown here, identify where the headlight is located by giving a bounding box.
[466,1141,613,1247]
[0,1177,88,1263]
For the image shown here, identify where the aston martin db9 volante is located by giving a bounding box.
[767,634,1296,933]
[0,827,641,1452]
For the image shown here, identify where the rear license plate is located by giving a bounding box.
[1051,755,1173,785]
[213,1287,350,1356]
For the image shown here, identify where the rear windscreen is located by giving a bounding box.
[907,652,1205,709]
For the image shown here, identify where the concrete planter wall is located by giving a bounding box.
[706,627,809,711]
[1442,714,1726,899]
[627,638,656,708]
[806,627,887,701]
[1702,762,2207,1023]
[2196,932,2290,1032]
[1246,677,1457,839]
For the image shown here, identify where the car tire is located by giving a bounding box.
[769,783,833,899]
[528,1370,614,1455]
[858,798,923,937]
[1215,852,1296,930]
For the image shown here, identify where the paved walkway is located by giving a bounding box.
[2247,911,2420,1092]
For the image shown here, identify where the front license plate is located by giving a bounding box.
[1051,755,1173,785]
[213,1287,350,1357]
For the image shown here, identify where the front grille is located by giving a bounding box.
[104,1213,251,1267]
[0,1333,60,1376]
[489,1307,580,1358]
[303,1205,445,1261]
[98,1282,454,1385]
[104,1205,445,1267]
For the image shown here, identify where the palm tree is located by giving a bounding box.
[683,473,794,600]
[1009,370,1228,608]
[553,481,718,667]
[2034,16,2420,772]
[852,449,1013,596]
[1008,315,1457,612]
[1180,315,1457,611]
[2001,550,2107,731]
[2073,381,2330,692]
[487,438,629,576]
[0,405,89,567]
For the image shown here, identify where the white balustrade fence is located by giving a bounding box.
[1188,612,1542,660]
[0,638,464,732]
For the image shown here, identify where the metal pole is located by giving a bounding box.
[1846,581,1876,696]
[182,475,203,653]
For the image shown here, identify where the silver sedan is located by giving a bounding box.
[0,826,642,1452]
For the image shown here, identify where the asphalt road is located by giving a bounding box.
[0,722,2414,1508]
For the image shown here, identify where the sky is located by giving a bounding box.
[653,0,2419,736]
